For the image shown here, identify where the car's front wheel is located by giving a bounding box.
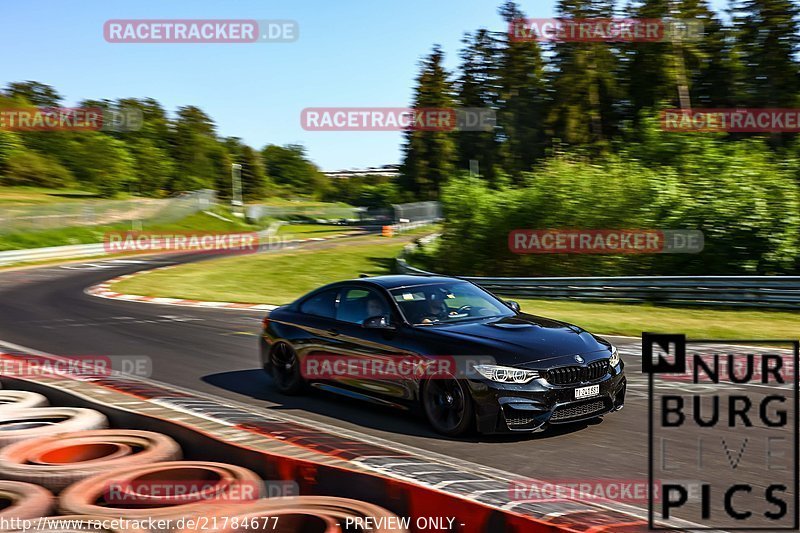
[269,342,305,395]
[421,378,474,437]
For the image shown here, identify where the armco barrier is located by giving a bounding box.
[0,226,282,267]
[0,243,108,267]
[397,244,800,309]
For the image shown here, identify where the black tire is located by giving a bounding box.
[269,342,305,395]
[421,378,474,437]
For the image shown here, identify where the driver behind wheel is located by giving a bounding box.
[420,291,450,324]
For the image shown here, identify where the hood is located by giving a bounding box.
[423,313,611,366]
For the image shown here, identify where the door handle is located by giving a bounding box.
[327,328,340,336]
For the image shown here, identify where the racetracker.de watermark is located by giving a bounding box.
[104,20,298,43]
[301,107,496,132]
[509,229,704,254]
[0,354,152,378]
[0,107,143,132]
[509,18,704,42]
[509,479,661,504]
[103,231,260,255]
[102,480,297,504]
[662,109,800,133]
[300,354,497,380]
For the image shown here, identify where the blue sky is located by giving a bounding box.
[2,0,729,170]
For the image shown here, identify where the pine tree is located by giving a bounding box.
[455,29,503,186]
[399,45,457,200]
[733,0,800,108]
[548,0,621,149]
[625,0,738,117]
[497,1,547,175]
[680,0,741,108]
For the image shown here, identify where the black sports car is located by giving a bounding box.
[260,275,626,436]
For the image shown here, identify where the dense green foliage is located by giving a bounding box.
[0,84,321,200]
[422,125,800,276]
[402,0,800,275]
[401,0,800,196]
[321,175,399,208]
[261,144,327,197]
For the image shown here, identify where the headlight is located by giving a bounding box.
[473,364,539,384]
[609,346,620,367]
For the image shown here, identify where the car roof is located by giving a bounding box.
[350,275,467,290]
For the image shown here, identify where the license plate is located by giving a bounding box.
[575,384,600,399]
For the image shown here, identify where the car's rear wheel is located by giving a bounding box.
[269,342,305,395]
[422,378,474,437]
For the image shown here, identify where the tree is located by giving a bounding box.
[548,0,621,149]
[108,98,176,196]
[62,134,135,197]
[168,106,221,191]
[681,0,741,108]
[4,81,62,107]
[261,144,325,196]
[1,91,75,162]
[127,137,175,196]
[624,0,736,118]
[2,148,74,188]
[496,1,548,175]
[0,130,22,176]
[733,0,800,109]
[226,138,268,201]
[455,29,503,186]
[116,97,171,146]
[399,45,457,200]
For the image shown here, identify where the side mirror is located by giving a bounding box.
[505,300,521,313]
[363,316,395,329]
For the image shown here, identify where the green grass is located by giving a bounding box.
[113,235,411,304]
[514,299,799,339]
[112,233,799,339]
[0,206,262,251]
[0,186,107,205]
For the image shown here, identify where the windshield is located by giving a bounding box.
[390,282,514,326]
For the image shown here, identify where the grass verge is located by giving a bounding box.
[0,186,106,205]
[514,299,798,340]
[111,234,798,339]
[113,235,412,304]
[0,206,262,251]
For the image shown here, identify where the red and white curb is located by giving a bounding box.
[84,232,363,311]
[85,266,279,311]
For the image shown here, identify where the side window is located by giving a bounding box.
[336,287,390,324]
[299,288,339,319]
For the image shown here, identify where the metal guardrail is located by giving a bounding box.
[397,243,800,309]
[0,226,283,267]
[0,243,108,266]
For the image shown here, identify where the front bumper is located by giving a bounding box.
[468,364,626,433]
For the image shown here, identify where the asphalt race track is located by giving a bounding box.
[0,240,795,527]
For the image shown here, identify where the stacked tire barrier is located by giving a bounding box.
[0,389,409,532]
[0,431,182,492]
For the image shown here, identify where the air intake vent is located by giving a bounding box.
[544,359,609,385]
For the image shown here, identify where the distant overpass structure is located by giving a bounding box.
[322,164,400,179]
